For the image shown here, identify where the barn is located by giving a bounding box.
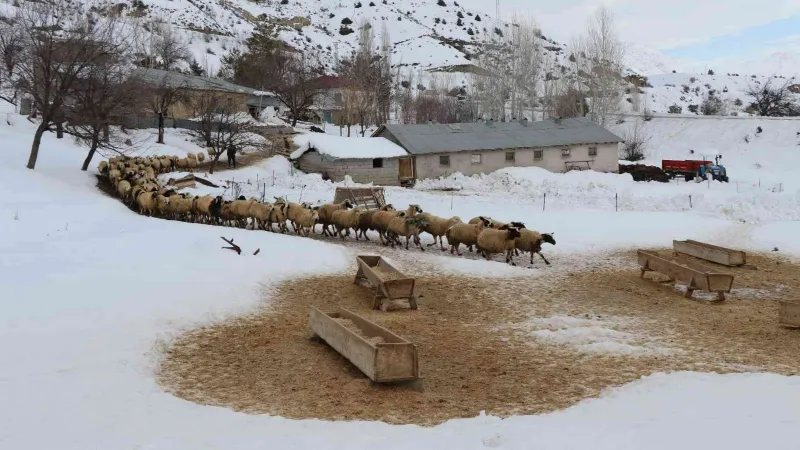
[371,117,624,180]
[290,134,414,186]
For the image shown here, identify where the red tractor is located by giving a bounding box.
[662,157,729,182]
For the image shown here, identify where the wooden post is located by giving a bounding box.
[689,195,692,209]
[542,193,546,212]
[615,193,618,212]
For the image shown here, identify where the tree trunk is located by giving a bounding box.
[81,135,100,171]
[27,123,47,169]
[209,150,223,174]
[102,124,110,142]
[291,115,298,127]
[56,122,64,139]
[157,112,165,144]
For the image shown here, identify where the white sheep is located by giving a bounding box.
[317,199,353,236]
[372,204,422,245]
[417,212,462,251]
[386,214,428,251]
[331,207,365,240]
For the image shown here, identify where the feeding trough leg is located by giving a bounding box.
[408,296,418,310]
[716,291,726,302]
[354,266,366,285]
[684,277,695,299]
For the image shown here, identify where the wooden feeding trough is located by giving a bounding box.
[673,239,747,267]
[334,187,386,210]
[637,250,734,302]
[354,255,417,310]
[309,307,420,383]
[779,301,800,328]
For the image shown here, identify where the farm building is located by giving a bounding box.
[371,117,624,180]
[290,134,413,186]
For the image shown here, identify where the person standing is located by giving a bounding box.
[227,143,237,168]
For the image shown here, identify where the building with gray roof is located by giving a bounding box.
[372,117,623,180]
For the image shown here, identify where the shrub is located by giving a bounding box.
[467,27,474,35]
[682,85,690,94]
[643,108,654,121]
[708,69,715,75]
[701,93,724,115]
[355,2,362,7]
[339,26,354,35]
[668,104,682,114]
[456,18,463,26]
[688,104,699,114]
[341,17,353,24]
[280,0,288,3]
[734,98,743,106]
[437,0,446,5]
[621,121,650,162]
[475,14,481,21]
[457,11,463,18]
[689,77,697,83]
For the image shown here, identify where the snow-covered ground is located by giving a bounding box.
[4,112,800,448]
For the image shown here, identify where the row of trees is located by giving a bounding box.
[4,0,261,172]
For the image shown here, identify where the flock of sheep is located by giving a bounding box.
[98,154,556,267]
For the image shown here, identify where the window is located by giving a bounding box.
[534,150,543,160]
[588,146,598,157]
[439,155,450,166]
[372,158,383,168]
[471,154,482,164]
[561,148,571,158]
[505,151,515,162]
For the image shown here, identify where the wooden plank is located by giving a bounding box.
[673,240,747,266]
[309,308,377,380]
[779,301,800,328]
[309,307,419,382]
[638,250,733,301]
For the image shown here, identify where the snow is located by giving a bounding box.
[290,133,409,160]
[6,105,800,448]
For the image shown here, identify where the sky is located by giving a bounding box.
[454,0,800,70]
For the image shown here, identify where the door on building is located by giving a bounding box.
[324,111,333,123]
[398,156,414,186]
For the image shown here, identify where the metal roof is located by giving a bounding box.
[132,68,262,95]
[373,117,624,155]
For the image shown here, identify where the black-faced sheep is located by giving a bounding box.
[116,179,132,202]
[476,225,523,265]
[283,202,315,234]
[514,230,556,265]
[136,191,158,216]
[444,216,491,255]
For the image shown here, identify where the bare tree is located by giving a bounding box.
[0,18,24,104]
[745,78,800,116]
[571,6,625,126]
[186,89,263,174]
[66,62,145,170]
[15,0,131,169]
[148,75,187,144]
[701,92,725,116]
[621,119,650,162]
[507,15,543,120]
[269,52,322,127]
[149,24,190,71]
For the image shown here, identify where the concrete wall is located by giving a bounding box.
[295,151,401,186]
[412,144,620,180]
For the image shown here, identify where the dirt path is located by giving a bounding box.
[157,250,800,425]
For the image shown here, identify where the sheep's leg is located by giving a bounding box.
[405,236,410,250]
[467,244,473,253]
[416,235,425,252]
[514,248,520,256]
[538,252,551,265]
[506,249,516,266]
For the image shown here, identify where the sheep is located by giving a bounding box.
[514,230,556,265]
[116,179,132,202]
[192,195,219,224]
[283,202,316,234]
[317,199,353,236]
[267,202,287,233]
[292,207,319,237]
[108,169,121,186]
[150,158,162,173]
[229,198,257,228]
[154,194,170,217]
[98,160,109,175]
[186,152,197,161]
[197,152,206,163]
[355,204,395,240]
[248,201,274,230]
[167,193,194,221]
[136,191,158,216]
[372,204,423,245]
[444,216,491,255]
[476,225,523,266]
[175,158,189,170]
[386,214,428,251]
[331,207,365,240]
[417,213,462,251]
[159,157,171,173]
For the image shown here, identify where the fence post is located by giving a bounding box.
[450,190,454,210]
[689,195,692,209]
[542,193,546,212]
[615,193,618,212]
[272,170,275,186]
[736,181,739,193]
